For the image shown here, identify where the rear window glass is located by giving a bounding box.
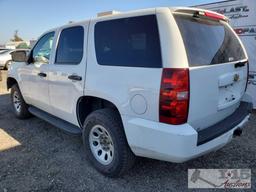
[94,15,162,68]
[174,15,246,66]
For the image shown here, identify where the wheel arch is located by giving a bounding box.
[76,95,123,128]
[7,77,18,90]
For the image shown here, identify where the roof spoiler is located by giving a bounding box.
[173,8,229,22]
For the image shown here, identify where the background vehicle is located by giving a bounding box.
[0,49,29,70]
[0,48,10,53]
[7,7,252,177]
[0,49,14,69]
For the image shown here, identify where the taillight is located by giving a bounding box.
[196,11,227,21]
[159,68,189,125]
[204,11,225,20]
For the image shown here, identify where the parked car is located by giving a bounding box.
[0,49,29,70]
[0,48,10,53]
[7,7,253,177]
[0,49,13,69]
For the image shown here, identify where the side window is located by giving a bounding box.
[94,15,162,68]
[55,26,84,65]
[32,32,55,64]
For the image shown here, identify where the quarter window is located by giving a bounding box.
[55,26,84,64]
[94,15,162,68]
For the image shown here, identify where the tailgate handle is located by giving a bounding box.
[235,62,245,68]
[218,71,243,87]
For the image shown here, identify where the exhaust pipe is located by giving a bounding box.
[233,128,243,138]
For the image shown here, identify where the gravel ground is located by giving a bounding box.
[0,70,255,192]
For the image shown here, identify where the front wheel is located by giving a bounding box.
[10,84,31,119]
[82,108,135,177]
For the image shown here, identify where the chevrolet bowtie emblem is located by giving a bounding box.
[234,74,240,82]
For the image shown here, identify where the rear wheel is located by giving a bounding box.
[10,84,31,119]
[82,108,135,177]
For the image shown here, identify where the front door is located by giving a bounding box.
[19,32,55,113]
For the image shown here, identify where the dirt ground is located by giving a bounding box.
[0,70,255,192]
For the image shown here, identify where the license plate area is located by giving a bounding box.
[218,71,244,110]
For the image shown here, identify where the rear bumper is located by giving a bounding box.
[197,101,252,145]
[122,101,252,163]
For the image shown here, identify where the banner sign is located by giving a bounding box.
[196,0,256,108]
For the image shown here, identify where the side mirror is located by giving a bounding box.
[11,51,28,62]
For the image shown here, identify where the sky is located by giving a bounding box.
[0,0,220,44]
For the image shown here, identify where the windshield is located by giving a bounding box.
[174,14,246,66]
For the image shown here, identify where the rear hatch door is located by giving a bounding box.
[174,10,248,131]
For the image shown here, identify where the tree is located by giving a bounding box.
[16,42,29,49]
[11,30,23,42]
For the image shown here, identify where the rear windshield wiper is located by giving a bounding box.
[235,61,247,68]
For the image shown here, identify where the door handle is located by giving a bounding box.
[68,74,82,81]
[38,72,47,77]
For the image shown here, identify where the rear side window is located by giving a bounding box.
[174,15,246,66]
[55,26,84,64]
[94,15,162,68]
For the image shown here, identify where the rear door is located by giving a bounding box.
[174,11,248,131]
[48,25,88,126]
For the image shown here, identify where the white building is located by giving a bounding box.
[5,41,30,49]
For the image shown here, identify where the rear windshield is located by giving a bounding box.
[174,15,246,66]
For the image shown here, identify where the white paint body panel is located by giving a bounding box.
[188,62,248,130]
[18,63,51,113]
[47,24,89,126]
[86,13,163,121]
[7,7,252,163]
[123,113,250,162]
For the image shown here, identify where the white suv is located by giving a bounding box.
[7,7,253,177]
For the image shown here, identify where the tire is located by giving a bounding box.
[4,60,12,70]
[10,84,31,119]
[82,108,136,177]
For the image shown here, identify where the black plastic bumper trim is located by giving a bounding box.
[197,101,253,146]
